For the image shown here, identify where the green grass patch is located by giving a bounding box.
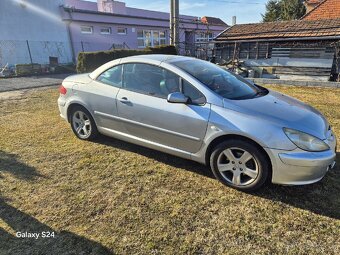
[0,85,339,254]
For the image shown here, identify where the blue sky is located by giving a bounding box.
[89,0,268,24]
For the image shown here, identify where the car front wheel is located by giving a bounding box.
[210,140,270,191]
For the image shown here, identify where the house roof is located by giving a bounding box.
[62,7,227,29]
[302,0,340,20]
[202,16,227,26]
[214,18,340,42]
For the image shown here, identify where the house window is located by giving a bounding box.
[117,28,127,35]
[81,26,93,34]
[137,30,167,48]
[100,27,111,35]
[195,32,214,42]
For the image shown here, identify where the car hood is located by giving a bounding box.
[223,89,329,140]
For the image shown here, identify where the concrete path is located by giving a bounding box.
[0,74,72,92]
[248,78,340,88]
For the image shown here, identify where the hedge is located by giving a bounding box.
[53,64,76,74]
[15,63,42,76]
[77,45,177,73]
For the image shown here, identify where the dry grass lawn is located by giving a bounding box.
[0,85,339,254]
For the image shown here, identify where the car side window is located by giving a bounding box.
[97,65,123,88]
[123,63,180,98]
[182,80,206,105]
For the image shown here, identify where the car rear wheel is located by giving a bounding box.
[70,106,98,141]
[210,140,269,191]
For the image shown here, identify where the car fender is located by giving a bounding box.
[192,104,297,163]
[207,104,296,150]
[65,96,96,124]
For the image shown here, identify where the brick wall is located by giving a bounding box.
[303,0,340,20]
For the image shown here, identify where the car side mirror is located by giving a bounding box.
[167,92,189,104]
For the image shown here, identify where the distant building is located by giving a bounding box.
[61,0,228,60]
[0,0,73,67]
[0,0,227,68]
[201,16,227,26]
[303,0,340,20]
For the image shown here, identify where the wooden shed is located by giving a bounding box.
[213,18,340,81]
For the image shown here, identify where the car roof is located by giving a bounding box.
[121,54,189,63]
[89,54,196,79]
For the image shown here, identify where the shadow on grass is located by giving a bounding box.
[254,152,340,220]
[0,151,114,254]
[94,137,340,220]
[0,151,42,180]
[94,135,215,179]
[0,198,114,254]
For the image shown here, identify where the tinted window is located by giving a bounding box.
[183,80,206,105]
[97,65,122,88]
[173,59,261,100]
[123,63,180,98]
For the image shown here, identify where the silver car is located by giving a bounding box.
[58,55,337,191]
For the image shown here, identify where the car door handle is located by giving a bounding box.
[119,97,131,104]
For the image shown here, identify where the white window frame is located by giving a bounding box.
[117,28,127,35]
[100,27,111,35]
[195,32,214,42]
[80,26,93,34]
[137,30,167,48]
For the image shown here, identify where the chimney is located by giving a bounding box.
[232,16,236,26]
[97,0,126,14]
[98,0,114,13]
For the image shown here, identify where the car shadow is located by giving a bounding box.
[93,135,215,179]
[93,137,340,220]
[253,151,340,220]
[0,151,114,254]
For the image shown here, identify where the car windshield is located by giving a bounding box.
[173,59,261,100]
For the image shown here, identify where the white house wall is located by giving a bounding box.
[0,0,73,66]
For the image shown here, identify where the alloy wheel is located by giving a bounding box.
[216,147,259,186]
[72,111,92,139]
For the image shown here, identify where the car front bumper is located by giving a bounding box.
[265,144,337,185]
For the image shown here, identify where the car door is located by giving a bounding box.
[116,63,210,153]
[84,64,125,132]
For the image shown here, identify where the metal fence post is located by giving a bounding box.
[26,40,33,65]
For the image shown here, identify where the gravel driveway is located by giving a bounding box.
[0,74,72,92]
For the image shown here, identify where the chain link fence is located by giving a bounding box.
[0,40,73,69]
[177,42,215,61]
[0,39,214,76]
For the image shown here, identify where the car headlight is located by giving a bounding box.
[283,128,330,152]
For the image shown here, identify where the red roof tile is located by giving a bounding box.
[215,18,340,42]
[201,16,227,26]
[303,0,340,20]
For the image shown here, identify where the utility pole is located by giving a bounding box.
[170,0,179,50]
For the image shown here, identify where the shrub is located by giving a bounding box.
[77,45,177,73]
[15,63,42,76]
[53,64,76,74]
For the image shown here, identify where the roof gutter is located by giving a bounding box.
[212,35,340,43]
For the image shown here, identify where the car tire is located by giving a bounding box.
[69,106,98,141]
[210,139,269,191]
